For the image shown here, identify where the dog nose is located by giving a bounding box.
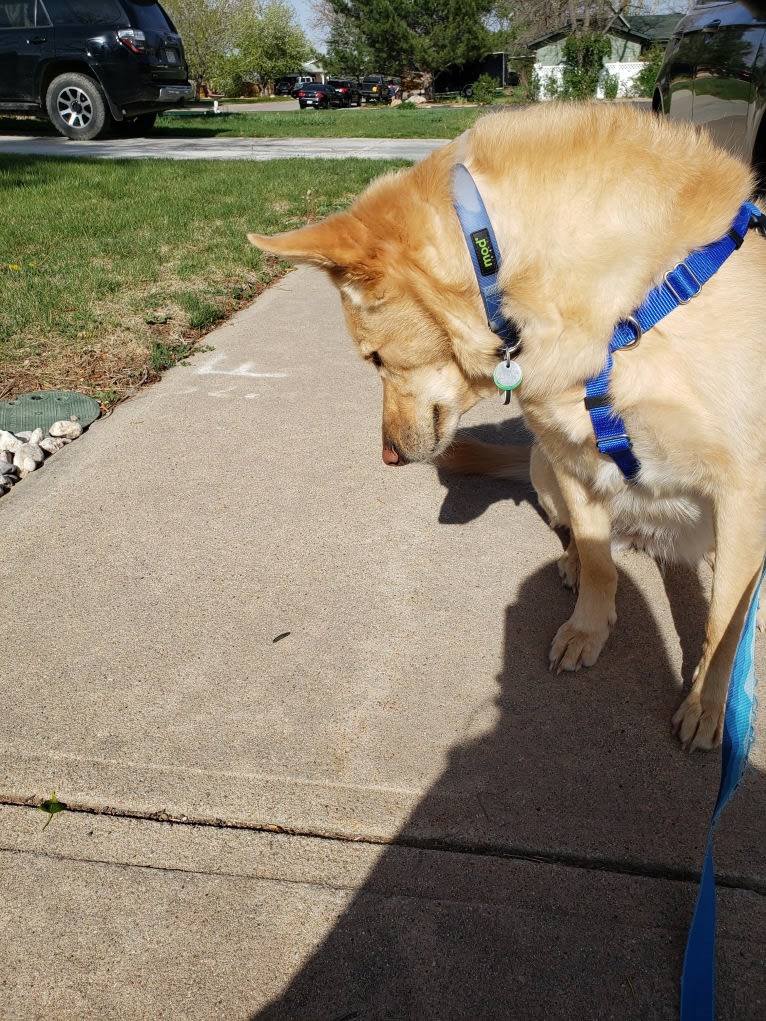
[382,443,407,465]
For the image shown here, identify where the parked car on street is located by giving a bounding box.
[289,75,315,97]
[653,1,766,187]
[296,82,333,109]
[327,78,362,107]
[0,0,193,140]
[361,74,401,103]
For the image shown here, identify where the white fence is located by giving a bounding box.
[535,61,644,99]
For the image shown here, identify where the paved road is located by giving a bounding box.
[0,132,447,161]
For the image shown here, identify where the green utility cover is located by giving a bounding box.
[0,391,100,435]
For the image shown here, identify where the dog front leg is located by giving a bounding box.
[673,499,765,750]
[546,467,617,672]
[530,443,580,590]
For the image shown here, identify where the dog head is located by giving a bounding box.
[249,105,757,468]
[248,153,499,465]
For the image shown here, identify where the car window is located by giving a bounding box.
[122,0,175,32]
[0,1,36,26]
[42,0,123,23]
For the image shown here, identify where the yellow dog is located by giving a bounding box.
[249,103,766,752]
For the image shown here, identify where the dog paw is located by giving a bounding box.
[549,619,609,672]
[672,693,724,751]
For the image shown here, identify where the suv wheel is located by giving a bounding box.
[46,73,110,141]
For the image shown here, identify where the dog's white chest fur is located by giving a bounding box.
[607,470,713,564]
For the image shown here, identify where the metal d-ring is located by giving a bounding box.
[622,316,643,349]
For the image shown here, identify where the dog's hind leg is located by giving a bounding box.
[545,464,617,672]
[673,493,766,750]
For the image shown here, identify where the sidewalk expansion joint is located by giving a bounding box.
[4,797,765,897]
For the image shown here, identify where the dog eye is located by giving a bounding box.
[369,352,383,368]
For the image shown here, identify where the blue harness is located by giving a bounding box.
[452,161,766,1020]
[451,162,766,483]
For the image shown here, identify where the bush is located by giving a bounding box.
[524,68,541,103]
[560,33,610,100]
[631,44,665,98]
[471,74,499,105]
[602,69,619,100]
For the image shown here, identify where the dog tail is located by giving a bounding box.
[437,436,531,480]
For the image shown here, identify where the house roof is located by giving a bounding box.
[527,13,684,51]
[627,13,684,42]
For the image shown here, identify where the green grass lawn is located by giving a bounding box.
[155,106,484,138]
[0,101,495,406]
[0,105,484,141]
[0,155,407,405]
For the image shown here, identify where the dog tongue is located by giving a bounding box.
[382,446,400,465]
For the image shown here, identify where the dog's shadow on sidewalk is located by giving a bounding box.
[436,421,544,527]
[250,465,766,1020]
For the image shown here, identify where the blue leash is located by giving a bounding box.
[451,162,765,1020]
[680,561,765,1020]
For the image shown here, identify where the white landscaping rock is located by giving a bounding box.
[39,435,70,454]
[13,443,45,473]
[0,414,87,498]
[0,430,23,454]
[48,419,83,440]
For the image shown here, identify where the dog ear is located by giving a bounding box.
[247,213,377,278]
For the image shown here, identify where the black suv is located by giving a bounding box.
[327,78,362,107]
[653,1,766,185]
[0,0,193,140]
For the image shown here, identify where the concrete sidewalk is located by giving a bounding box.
[1,267,765,1020]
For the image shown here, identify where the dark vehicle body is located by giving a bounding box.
[654,1,766,184]
[361,74,400,103]
[327,77,361,107]
[297,82,332,109]
[0,0,192,139]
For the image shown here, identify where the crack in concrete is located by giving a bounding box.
[3,797,765,896]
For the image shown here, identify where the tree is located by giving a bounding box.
[165,0,313,96]
[323,0,496,99]
[230,0,315,92]
[165,0,240,95]
[322,10,376,78]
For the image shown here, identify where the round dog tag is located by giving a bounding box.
[493,359,523,391]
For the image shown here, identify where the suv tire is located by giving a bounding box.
[46,73,110,141]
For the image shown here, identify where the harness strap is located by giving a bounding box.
[586,201,764,483]
[451,161,766,484]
